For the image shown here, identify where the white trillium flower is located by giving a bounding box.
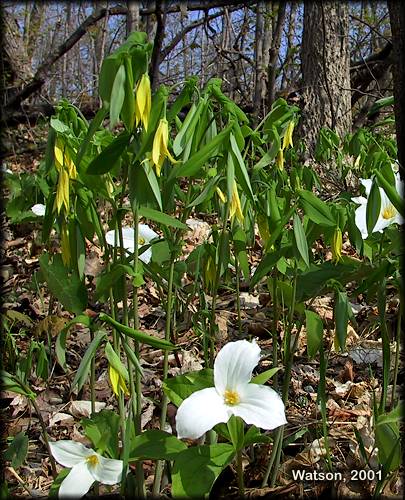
[105,225,158,264]
[175,340,287,440]
[49,440,123,499]
[352,171,404,239]
[31,203,46,216]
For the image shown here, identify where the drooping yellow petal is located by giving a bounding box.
[331,227,343,263]
[55,169,70,214]
[229,181,244,224]
[135,73,151,130]
[61,222,71,266]
[109,365,129,396]
[276,149,284,171]
[257,214,270,246]
[151,119,177,176]
[216,187,227,204]
[204,255,216,292]
[282,120,294,150]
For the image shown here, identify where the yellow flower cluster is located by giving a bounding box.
[54,141,77,214]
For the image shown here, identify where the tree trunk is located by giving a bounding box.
[267,1,287,108]
[126,0,140,35]
[387,1,405,179]
[253,1,272,121]
[299,1,351,156]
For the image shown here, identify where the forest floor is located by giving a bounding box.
[1,140,404,499]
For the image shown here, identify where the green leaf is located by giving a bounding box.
[99,313,175,350]
[375,422,401,472]
[251,367,281,385]
[99,56,121,105]
[138,206,188,229]
[298,190,335,227]
[243,426,272,446]
[129,159,162,211]
[121,56,135,130]
[374,169,405,217]
[86,132,130,175]
[129,430,187,461]
[250,247,288,289]
[366,179,381,236]
[56,315,91,370]
[39,254,87,315]
[169,122,234,179]
[187,175,219,207]
[172,444,235,498]
[81,409,120,458]
[230,133,254,202]
[335,291,349,352]
[304,310,323,358]
[0,371,36,399]
[4,432,29,468]
[109,64,126,128]
[376,402,404,426]
[96,264,135,300]
[163,368,214,407]
[76,107,108,168]
[227,416,245,451]
[71,330,106,391]
[293,213,309,267]
[104,342,129,381]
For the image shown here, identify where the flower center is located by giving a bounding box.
[382,204,396,220]
[224,389,240,406]
[138,237,145,245]
[86,454,99,467]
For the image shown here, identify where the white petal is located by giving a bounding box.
[58,462,95,499]
[231,384,287,430]
[351,196,367,205]
[31,203,46,216]
[395,172,404,198]
[92,454,123,485]
[214,340,261,395]
[139,224,158,242]
[176,388,231,439]
[121,227,136,252]
[105,228,135,253]
[360,178,372,196]
[49,441,92,467]
[139,247,152,264]
[354,204,368,239]
[372,215,392,234]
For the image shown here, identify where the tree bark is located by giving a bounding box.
[299,1,351,156]
[126,0,140,35]
[267,1,287,108]
[387,1,405,179]
[149,0,166,91]
[253,1,272,121]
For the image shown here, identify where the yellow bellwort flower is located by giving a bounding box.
[135,73,151,130]
[229,181,244,224]
[276,149,284,171]
[204,255,216,292]
[331,227,343,263]
[151,118,177,176]
[216,186,227,204]
[60,222,71,266]
[53,141,77,214]
[282,120,294,150]
[109,365,129,397]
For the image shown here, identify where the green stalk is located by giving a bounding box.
[378,282,390,413]
[262,270,298,487]
[209,203,230,365]
[391,297,402,407]
[129,206,145,498]
[30,396,57,477]
[152,257,175,496]
[236,449,245,497]
[89,328,96,416]
[272,274,279,390]
[235,258,242,336]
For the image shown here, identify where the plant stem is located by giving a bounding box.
[152,257,175,496]
[235,258,242,336]
[391,297,402,407]
[272,274,279,390]
[236,449,245,497]
[30,397,57,477]
[89,328,96,416]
